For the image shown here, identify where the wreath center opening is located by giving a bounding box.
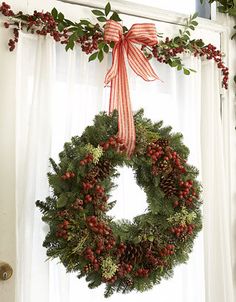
[109,166,147,221]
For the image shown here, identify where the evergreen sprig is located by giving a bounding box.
[36,110,202,297]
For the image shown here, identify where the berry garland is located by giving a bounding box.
[0,2,229,88]
[36,110,202,297]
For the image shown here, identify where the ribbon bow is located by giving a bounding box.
[104,20,160,156]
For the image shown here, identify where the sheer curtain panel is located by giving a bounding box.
[15,33,234,302]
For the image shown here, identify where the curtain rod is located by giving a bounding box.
[56,0,187,26]
[56,0,225,33]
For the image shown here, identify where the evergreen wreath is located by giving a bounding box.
[36,109,202,297]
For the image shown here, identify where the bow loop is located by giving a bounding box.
[104,20,123,43]
[126,23,158,46]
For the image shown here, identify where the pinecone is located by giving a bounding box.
[121,243,144,264]
[160,173,177,196]
[157,138,169,148]
[125,277,134,287]
[85,160,112,182]
[158,160,173,175]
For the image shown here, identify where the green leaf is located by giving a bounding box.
[123,26,128,33]
[65,40,75,51]
[231,32,236,39]
[228,8,236,16]
[69,31,79,42]
[58,23,65,32]
[183,68,190,75]
[147,235,154,242]
[51,7,58,19]
[98,50,104,62]
[104,44,109,53]
[110,41,115,48]
[92,9,105,16]
[98,42,105,49]
[192,12,198,19]
[191,20,198,26]
[218,6,227,13]
[195,39,205,47]
[177,65,182,71]
[58,12,64,22]
[97,16,107,22]
[89,52,98,61]
[185,30,190,36]
[64,18,75,26]
[57,195,67,208]
[171,61,179,67]
[105,2,111,16]
[234,75,236,83]
[110,12,122,21]
[80,19,91,26]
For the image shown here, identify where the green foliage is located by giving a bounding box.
[36,110,202,297]
[200,0,236,38]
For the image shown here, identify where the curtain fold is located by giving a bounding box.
[15,33,234,302]
[201,60,234,302]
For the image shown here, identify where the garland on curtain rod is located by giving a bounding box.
[0,1,229,88]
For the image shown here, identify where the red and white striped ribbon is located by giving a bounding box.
[104,20,160,156]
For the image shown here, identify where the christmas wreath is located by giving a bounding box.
[36,109,202,297]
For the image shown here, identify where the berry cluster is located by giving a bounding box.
[168,150,186,173]
[159,244,175,257]
[100,136,126,152]
[146,249,165,267]
[84,248,99,271]
[56,220,69,239]
[82,181,94,191]
[61,171,75,180]
[116,242,127,256]
[57,209,70,217]
[196,43,229,89]
[80,154,93,166]
[178,180,193,199]
[171,223,195,238]
[118,262,133,277]
[151,38,185,64]
[146,141,164,163]
[79,32,103,54]
[7,27,19,51]
[151,38,229,89]
[95,238,116,254]
[86,216,111,236]
[177,179,198,207]
[71,198,83,211]
[135,268,149,278]
[0,2,13,17]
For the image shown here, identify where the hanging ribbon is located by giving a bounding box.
[104,20,160,156]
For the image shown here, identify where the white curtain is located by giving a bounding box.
[15,32,234,302]
[201,61,234,302]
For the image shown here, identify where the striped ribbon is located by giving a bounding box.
[104,20,160,156]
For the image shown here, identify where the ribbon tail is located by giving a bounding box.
[104,44,119,86]
[126,42,159,81]
[109,46,136,156]
[118,47,136,156]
